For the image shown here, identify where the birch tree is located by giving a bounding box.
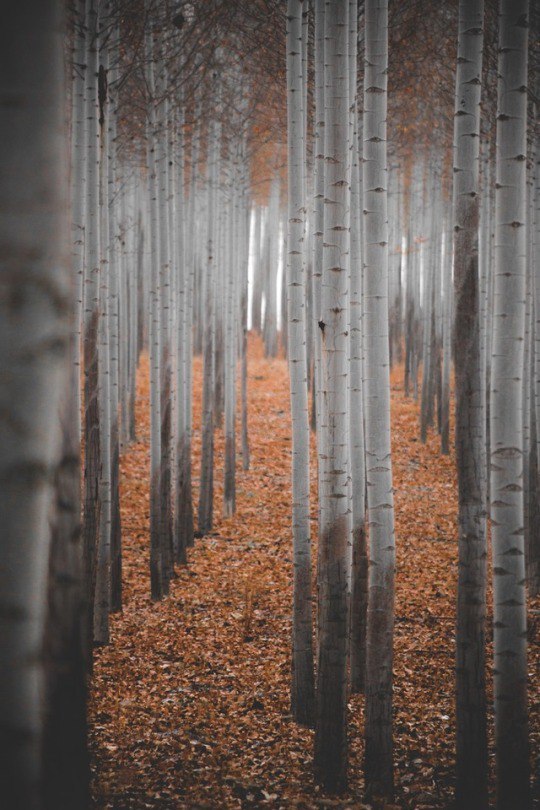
[223,156,237,518]
[0,1,72,804]
[198,114,221,534]
[451,1,488,805]
[349,0,367,697]
[178,107,200,554]
[82,0,103,648]
[490,1,530,806]
[94,28,112,645]
[286,0,315,729]
[42,4,89,804]
[145,17,165,599]
[363,0,396,800]
[314,0,351,793]
[157,58,174,589]
[107,35,123,613]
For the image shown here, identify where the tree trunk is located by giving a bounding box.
[94,43,112,646]
[0,1,71,803]
[451,2,488,806]
[314,0,350,793]
[43,352,89,810]
[349,0,367,695]
[108,39,122,613]
[198,116,221,535]
[224,159,238,518]
[363,0,396,800]
[82,0,102,654]
[286,0,316,730]
[441,216,452,456]
[490,1,530,806]
[157,66,174,591]
[145,19,164,600]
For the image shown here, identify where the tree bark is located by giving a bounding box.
[451,2,489,806]
[0,1,71,803]
[363,0,396,800]
[82,0,102,654]
[314,0,351,793]
[198,116,221,535]
[490,1,530,806]
[286,0,316,730]
[349,0,367,695]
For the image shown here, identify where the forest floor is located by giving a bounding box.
[90,335,540,810]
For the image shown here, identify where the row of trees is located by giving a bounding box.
[284,0,395,798]
[284,0,538,807]
[0,0,286,805]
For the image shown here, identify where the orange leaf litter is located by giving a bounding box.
[90,335,539,809]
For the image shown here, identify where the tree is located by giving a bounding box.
[42,3,90,803]
[145,14,165,599]
[0,1,72,804]
[82,0,103,649]
[198,112,221,534]
[286,0,315,728]
[314,0,351,793]
[363,0,396,800]
[490,0,531,806]
[451,1,488,806]
[349,0,368,697]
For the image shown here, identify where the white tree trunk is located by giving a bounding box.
[314,0,350,793]
[451,1,488,805]
[286,0,315,729]
[349,0,367,696]
[224,156,238,517]
[157,62,174,590]
[198,116,221,534]
[82,0,102,651]
[94,37,112,646]
[0,1,71,803]
[490,1,530,806]
[145,18,164,599]
[362,0,396,800]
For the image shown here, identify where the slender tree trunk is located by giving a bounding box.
[349,0,367,695]
[0,1,71,803]
[420,169,437,444]
[145,20,164,599]
[490,1,530,807]
[94,43,112,646]
[252,206,263,334]
[531,92,540,597]
[108,40,122,613]
[312,0,324,480]
[264,177,280,358]
[363,0,396,800]
[441,217,452,456]
[174,107,191,566]
[314,0,350,793]
[286,0,316,730]
[224,160,237,518]
[177,108,200,554]
[43,347,89,810]
[157,68,174,591]
[240,198,250,471]
[42,5,90,799]
[82,0,102,654]
[199,117,220,534]
[451,2,488,806]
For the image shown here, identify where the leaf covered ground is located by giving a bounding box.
[90,337,540,809]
